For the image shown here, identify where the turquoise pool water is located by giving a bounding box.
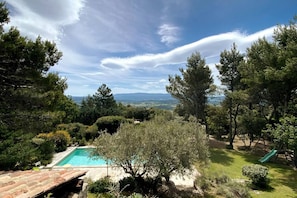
[56,148,108,166]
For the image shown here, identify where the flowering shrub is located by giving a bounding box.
[37,130,71,152]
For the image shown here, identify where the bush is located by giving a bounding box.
[195,170,251,197]
[85,124,98,140]
[242,164,269,188]
[119,176,137,192]
[195,170,230,190]
[95,116,126,134]
[119,176,162,195]
[56,122,88,141]
[217,181,251,198]
[88,177,113,194]
[32,138,55,164]
[37,130,71,152]
[51,130,71,152]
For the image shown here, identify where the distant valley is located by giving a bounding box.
[71,93,224,110]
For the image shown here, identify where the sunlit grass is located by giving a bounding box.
[209,148,297,197]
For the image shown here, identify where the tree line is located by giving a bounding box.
[167,17,297,166]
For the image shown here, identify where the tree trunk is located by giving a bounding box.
[294,148,297,168]
[228,98,234,149]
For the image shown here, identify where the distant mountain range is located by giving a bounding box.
[71,93,224,110]
[114,93,175,101]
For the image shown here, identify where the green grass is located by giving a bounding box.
[209,148,297,197]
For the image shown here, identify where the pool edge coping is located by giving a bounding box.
[44,146,77,168]
[44,146,112,169]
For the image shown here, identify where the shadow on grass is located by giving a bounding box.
[238,151,297,195]
[267,162,297,194]
[240,150,262,164]
[210,149,234,166]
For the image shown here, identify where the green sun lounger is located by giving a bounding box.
[259,149,278,163]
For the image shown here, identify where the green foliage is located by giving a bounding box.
[265,115,297,150]
[166,52,214,125]
[206,105,229,139]
[119,176,161,195]
[216,43,244,92]
[240,109,267,145]
[0,2,9,27]
[96,116,126,134]
[0,132,37,170]
[239,18,297,122]
[119,176,137,192]
[216,44,246,148]
[51,130,71,152]
[85,124,99,141]
[119,177,135,193]
[242,164,269,188]
[37,130,71,152]
[94,116,209,183]
[209,147,297,197]
[195,169,250,198]
[56,122,88,143]
[88,177,114,194]
[0,3,74,170]
[122,106,152,121]
[78,84,119,125]
[195,169,230,190]
[264,115,297,166]
[32,138,55,165]
[222,90,249,148]
[78,95,97,125]
[217,181,251,198]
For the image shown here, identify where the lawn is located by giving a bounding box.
[209,148,297,197]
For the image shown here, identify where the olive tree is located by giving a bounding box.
[93,116,209,184]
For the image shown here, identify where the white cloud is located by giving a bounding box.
[5,0,85,41]
[100,27,275,70]
[158,24,180,45]
[95,27,275,94]
[4,0,279,95]
[59,0,164,54]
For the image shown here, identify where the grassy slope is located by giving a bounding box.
[209,148,297,197]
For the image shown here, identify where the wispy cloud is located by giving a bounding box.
[4,0,283,95]
[5,0,85,42]
[94,27,274,94]
[100,27,275,70]
[158,24,180,46]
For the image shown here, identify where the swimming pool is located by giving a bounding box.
[56,148,108,166]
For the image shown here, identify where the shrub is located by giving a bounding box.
[195,170,251,197]
[56,122,88,141]
[119,176,137,192]
[88,177,113,194]
[36,130,71,152]
[242,164,269,188]
[32,138,55,164]
[195,170,230,191]
[123,106,151,121]
[217,181,251,198]
[85,124,98,140]
[95,116,126,134]
[119,176,162,195]
[51,130,71,152]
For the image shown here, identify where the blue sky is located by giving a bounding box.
[4,0,297,96]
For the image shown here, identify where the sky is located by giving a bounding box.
[4,0,297,96]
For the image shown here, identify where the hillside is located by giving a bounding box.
[71,93,224,110]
